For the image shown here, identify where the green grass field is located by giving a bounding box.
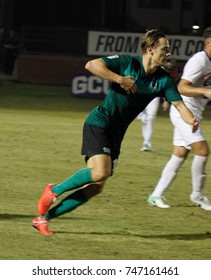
[0,80,211,260]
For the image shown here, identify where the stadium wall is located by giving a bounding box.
[17,54,89,85]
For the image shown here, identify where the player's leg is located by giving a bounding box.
[172,117,211,210]
[148,146,188,208]
[52,154,111,195]
[137,110,146,148]
[37,167,94,216]
[190,140,211,210]
[33,155,120,235]
[53,150,112,195]
[148,107,189,208]
[140,97,160,151]
[153,146,188,196]
[33,155,111,235]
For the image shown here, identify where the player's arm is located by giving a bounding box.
[85,58,137,93]
[172,100,199,133]
[178,78,211,99]
[161,99,170,111]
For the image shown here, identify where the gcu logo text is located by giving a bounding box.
[72,75,110,95]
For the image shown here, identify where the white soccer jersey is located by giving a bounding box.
[180,50,211,117]
[170,50,211,148]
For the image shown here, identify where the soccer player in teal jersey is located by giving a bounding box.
[33,29,198,235]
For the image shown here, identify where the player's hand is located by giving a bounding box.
[190,117,199,133]
[120,76,137,94]
[203,73,211,84]
[203,89,211,99]
[162,100,170,111]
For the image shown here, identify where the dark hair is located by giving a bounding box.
[203,27,211,39]
[141,29,166,53]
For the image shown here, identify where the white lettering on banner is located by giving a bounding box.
[88,31,142,56]
[72,75,109,95]
[96,35,140,53]
[88,31,204,60]
[168,35,204,58]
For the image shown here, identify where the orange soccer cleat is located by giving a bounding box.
[32,216,53,235]
[38,183,58,216]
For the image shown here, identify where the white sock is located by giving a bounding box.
[191,155,208,196]
[151,155,184,197]
[142,115,155,147]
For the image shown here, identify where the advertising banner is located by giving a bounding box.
[88,31,204,61]
[71,74,109,99]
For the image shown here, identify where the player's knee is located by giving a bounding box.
[83,183,104,199]
[147,114,156,122]
[195,146,209,157]
[92,184,104,195]
[92,169,111,182]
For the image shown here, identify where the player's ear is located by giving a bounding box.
[148,46,154,55]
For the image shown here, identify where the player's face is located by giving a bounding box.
[152,38,171,67]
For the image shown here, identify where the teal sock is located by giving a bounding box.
[45,189,88,219]
[52,168,93,196]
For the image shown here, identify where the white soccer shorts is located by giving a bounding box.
[170,107,205,150]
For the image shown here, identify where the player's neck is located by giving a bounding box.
[142,55,158,74]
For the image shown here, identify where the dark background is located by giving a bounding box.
[1,0,128,31]
[1,0,210,33]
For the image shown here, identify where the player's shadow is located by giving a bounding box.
[0,213,32,219]
[55,230,211,240]
[55,217,211,240]
[1,213,210,240]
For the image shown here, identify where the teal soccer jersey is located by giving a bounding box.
[85,55,182,140]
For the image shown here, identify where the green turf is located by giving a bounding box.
[0,80,211,260]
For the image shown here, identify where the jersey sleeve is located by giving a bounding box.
[181,52,204,84]
[164,77,183,103]
[101,55,132,74]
